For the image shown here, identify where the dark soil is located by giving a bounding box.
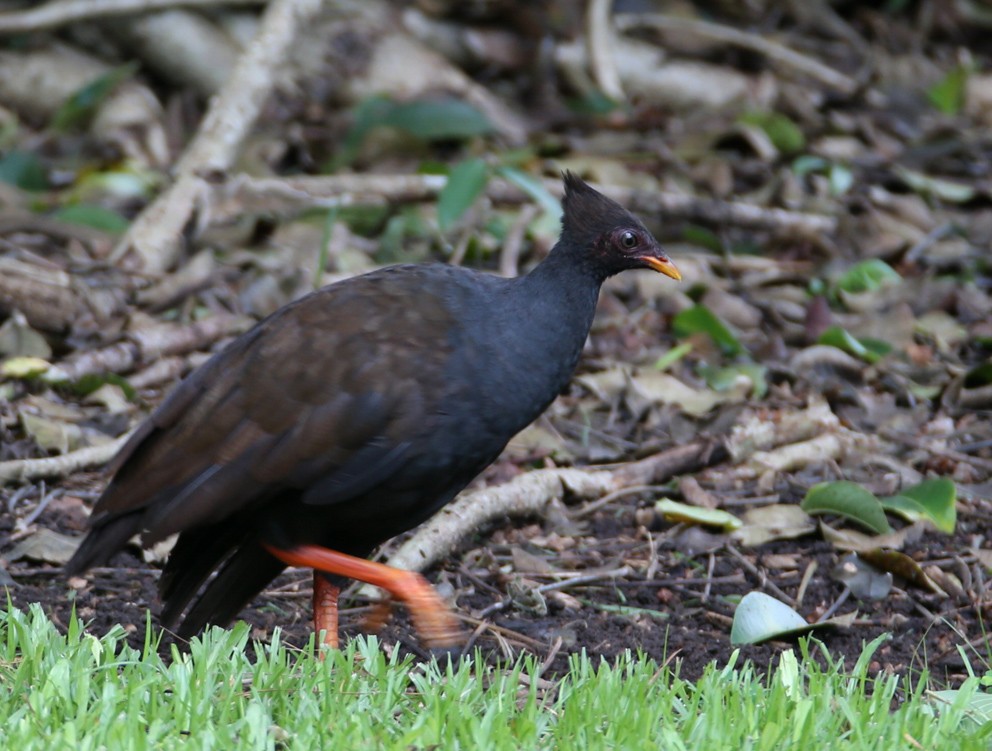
[2,0,992,689]
[4,463,988,685]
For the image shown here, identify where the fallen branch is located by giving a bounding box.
[614,186,838,238]
[113,0,323,272]
[0,432,133,486]
[207,173,838,237]
[0,0,264,34]
[45,313,250,382]
[586,0,623,101]
[616,13,859,95]
[880,429,992,474]
[0,254,131,333]
[381,439,726,576]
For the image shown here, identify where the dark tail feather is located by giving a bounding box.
[158,523,246,623]
[64,512,144,575]
[168,541,286,638]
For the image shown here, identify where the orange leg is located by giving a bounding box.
[313,573,340,650]
[264,543,463,650]
[361,596,394,634]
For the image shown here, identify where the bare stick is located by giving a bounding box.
[587,0,623,101]
[382,440,726,576]
[0,0,264,34]
[499,204,538,278]
[209,173,838,237]
[616,13,858,94]
[114,0,323,272]
[0,432,134,486]
[45,313,250,382]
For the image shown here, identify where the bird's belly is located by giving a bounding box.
[256,451,494,557]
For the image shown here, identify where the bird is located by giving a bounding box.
[65,172,680,651]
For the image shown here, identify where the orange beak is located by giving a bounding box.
[642,255,681,281]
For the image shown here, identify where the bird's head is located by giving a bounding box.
[559,171,680,281]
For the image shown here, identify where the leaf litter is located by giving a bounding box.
[0,3,990,684]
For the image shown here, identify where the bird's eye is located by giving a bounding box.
[620,231,638,249]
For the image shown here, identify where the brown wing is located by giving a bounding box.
[75,266,457,556]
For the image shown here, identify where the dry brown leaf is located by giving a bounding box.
[680,476,718,509]
[733,504,816,547]
[511,546,556,575]
[859,549,945,594]
[20,412,85,454]
[762,553,801,570]
[7,528,80,565]
[628,371,750,417]
[820,520,928,552]
[507,424,573,462]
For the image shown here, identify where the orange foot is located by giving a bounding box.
[264,543,463,651]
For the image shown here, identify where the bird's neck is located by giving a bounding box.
[517,242,605,326]
[499,244,605,386]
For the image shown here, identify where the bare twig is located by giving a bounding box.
[207,172,838,238]
[0,432,134,486]
[616,13,859,95]
[795,560,817,608]
[114,0,323,272]
[0,0,264,34]
[816,586,850,623]
[45,313,250,382]
[880,429,992,474]
[210,173,449,220]
[0,254,131,333]
[499,204,538,278]
[726,546,795,606]
[476,566,633,619]
[615,186,838,238]
[379,440,726,578]
[574,484,664,519]
[587,0,624,101]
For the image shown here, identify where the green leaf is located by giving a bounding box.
[0,150,47,190]
[801,481,892,534]
[930,688,992,725]
[566,90,619,115]
[1,356,51,379]
[817,326,892,363]
[681,225,722,252]
[654,499,742,531]
[697,362,768,398]
[730,592,808,646]
[672,305,743,356]
[438,158,489,231]
[52,204,129,234]
[336,96,494,168]
[928,65,969,115]
[880,478,956,534]
[63,373,137,401]
[382,98,493,140]
[496,165,561,217]
[653,342,693,371]
[791,155,827,177]
[52,62,139,131]
[836,259,901,294]
[964,361,992,388]
[72,168,159,202]
[828,164,854,196]
[740,111,806,154]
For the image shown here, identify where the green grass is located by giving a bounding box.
[0,604,989,749]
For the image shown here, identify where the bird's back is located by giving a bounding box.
[65,262,582,633]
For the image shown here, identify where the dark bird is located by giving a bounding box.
[65,173,680,650]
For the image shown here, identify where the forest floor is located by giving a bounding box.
[1,1,991,685]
